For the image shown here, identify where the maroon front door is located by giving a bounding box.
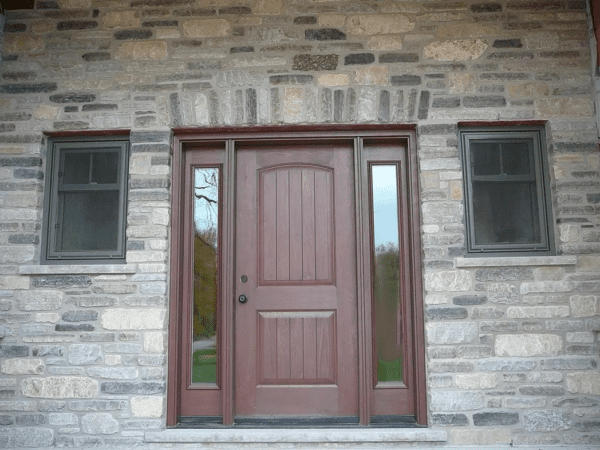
[234,141,358,418]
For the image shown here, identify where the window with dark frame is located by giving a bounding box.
[41,137,129,264]
[459,126,555,256]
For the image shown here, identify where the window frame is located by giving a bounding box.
[459,125,555,256]
[41,136,129,264]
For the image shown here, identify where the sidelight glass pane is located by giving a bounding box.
[192,168,219,384]
[59,191,119,251]
[371,165,403,384]
[473,181,540,245]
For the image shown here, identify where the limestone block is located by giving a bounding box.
[536,98,594,118]
[578,255,600,272]
[127,226,168,239]
[424,40,488,61]
[2,359,45,375]
[570,295,599,318]
[86,367,138,379]
[0,276,29,290]
[506,306,570,319]
[35,313,60,323]
[567,373,600,395]
[424,270,472,292]
[21,377,98,398]
[104,355,122,366]
[450,429,511,445]
[254,0,283,15]
[115,41,168,60]
[525,32,560,50]
[559,224,579,242]
[144,332,166,353]
[455,373,498,390]
[17,291,63,311]
[100,309,166,330]
[437,23,500,38]
[129,155,151,175]
[347,14,414,35]
[509,83,550,98]
[318,74,349,87]
[426,323,478,345]
[49,412,78,425]
[69,344,102,365]
[34,105,61,120]
[58,0,91,8]
[152,208,170,226]
[520,281,574,295]
[368,35,403,50]
[523,410,572,432]
[318,15,346,28]
[0,246,35,264]
[430,391,484,412]
[449,73,476,94]
[283,87,303,124]
[566,332,594,343]
[81,413,119,434]
[4,35,44,53]
[130,396,164,418]
[232,56,286,68]
[183,19,231,38]
[495,334,563,357]
[102,11,140,28]
[354,67,388,86]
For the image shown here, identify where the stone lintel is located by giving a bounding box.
[20,265,138,275]
[455,256,577,268]
[145,428,447,444]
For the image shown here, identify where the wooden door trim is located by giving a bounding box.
[168,125,425,427]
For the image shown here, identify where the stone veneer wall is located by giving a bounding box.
[0,0,599,448]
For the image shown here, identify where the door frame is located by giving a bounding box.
[167,125,426,427]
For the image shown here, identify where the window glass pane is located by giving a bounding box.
[501,142,530,175]
[371,165,402,384]
[91,151,119,184]
[471,142,501,175]
[192,168,219,384]
[59,191,119,251]
[62,152,90,184]
[473,181,541,245]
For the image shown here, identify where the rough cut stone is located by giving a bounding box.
[424,270,472,292]
[567,373,600,395]
[570,295,599,317]
[183,19,230,37]
[495,334,563,357]
[424,40,488,61]
[430,391,484,412]
[451,429,511,445]
[523,410,572,432]
[69,344,102,365]
[21,377,98,398]
[473,412,519,426]
[100,309,166,330]
[455,373,498,390]
[17,291,63,311]
[130,396,164,418]
[0,428,54,448]
[426,323,477,345]
[81,413,119,434]
[1,359,44,375]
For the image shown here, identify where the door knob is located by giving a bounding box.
[238,294,248,304]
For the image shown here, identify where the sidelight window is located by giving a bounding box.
[42,137,129,263]
[459,126,555,256]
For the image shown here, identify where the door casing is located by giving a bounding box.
[168,125,426,426]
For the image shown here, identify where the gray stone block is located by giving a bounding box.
[473,412,519,426]
[430,391,484,412]
[523,410,572,432]
[68,344,102,365]
[101,381,165,394]
[81,412,119,434]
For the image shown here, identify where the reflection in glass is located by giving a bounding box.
[371,165,403,383]
[192,168,219,384]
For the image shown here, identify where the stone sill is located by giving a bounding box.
[145,428,447,444]
[455,255,577,268]
[20,264,137,275]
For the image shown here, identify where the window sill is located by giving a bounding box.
[145,428,447,444]
[20,264,137,275]
[455,255,577,268]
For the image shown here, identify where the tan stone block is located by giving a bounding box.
[367,35,402,51]
[30,20,55,34]
[419,12,468,22]
[155,29,181,39]
[21,377,98,398]
[553,166,567,179]
[102,11,141,29]
[253,0,283,15]
[0,276,29,290]
[347,14,414,35]
[115,41,167,60]
[424,39,488,61]
[354,66,388,86]
[183,19,231,38]
[59,0,91,7]
[437,23,500,38]
[570,295,599,318]
[131,396,164,418]
[318,14,346,28]
[578,255,600,272]
[451,429,511,445]
[34,105,61,120]
[283,87,303,124]
[100,309,166,330]
[2,359,44,375]
[588,153,600,169]
[317,74,349,87]
[5,35,44,53]
[525,32,560,50]
[421,172,439,189]
[448,73,476,94]
[495,334,563,357]
[455,373,498,390]
[509,83,550,98]
[567,373,600,395]
[536,98,594,118]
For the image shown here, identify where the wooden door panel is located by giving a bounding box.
[258,311,336,385]
[259,166,334,285]
[235,143,357,418]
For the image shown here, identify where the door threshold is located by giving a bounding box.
[175,415,422,429]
